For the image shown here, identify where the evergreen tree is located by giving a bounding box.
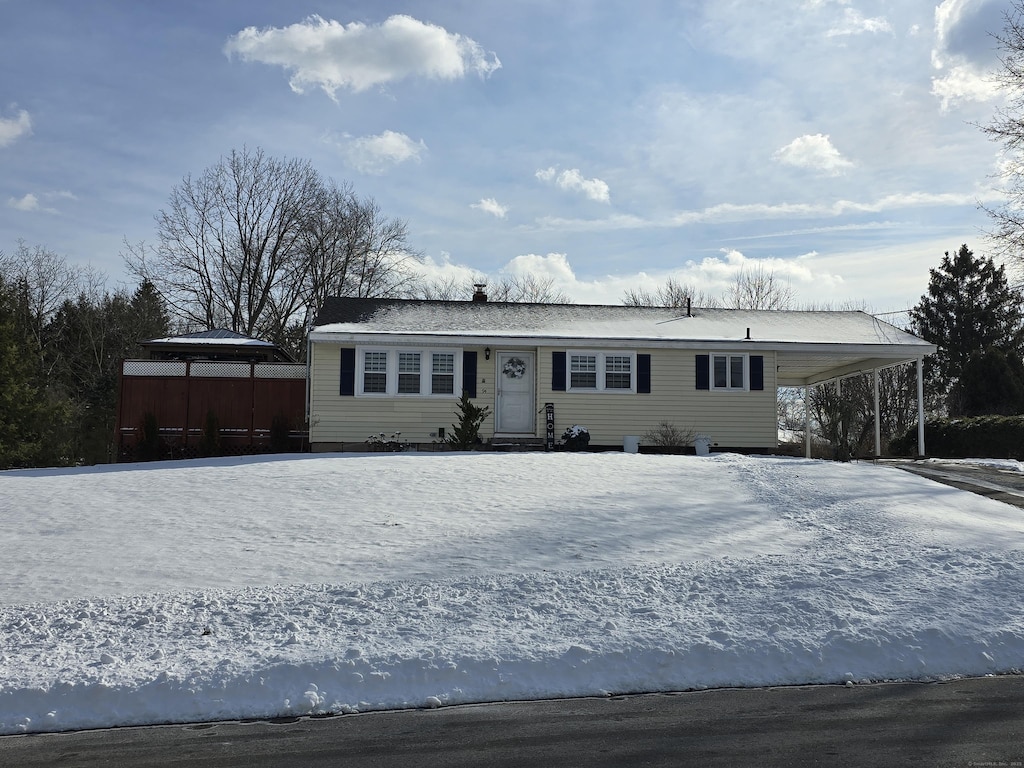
[128,279,171,347]
[47,280,172,464]
[909,244,1024,415]
[956,348,1024,416]
[447,391,491,450]
[0,277,72,468]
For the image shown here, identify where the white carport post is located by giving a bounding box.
[804,384,811,459]
[873,368,881,458]
[916,357,926,457]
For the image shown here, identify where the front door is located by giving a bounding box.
[495,351,535,434]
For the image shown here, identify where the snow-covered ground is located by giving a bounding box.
[2,452,1024,735]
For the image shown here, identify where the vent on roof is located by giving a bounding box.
[472,283,488,302]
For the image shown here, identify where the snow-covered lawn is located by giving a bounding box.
[2,452,1024,735]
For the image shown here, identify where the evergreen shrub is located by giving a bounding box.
[891,415,1024,459]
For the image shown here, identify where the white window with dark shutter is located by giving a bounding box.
[711,354,748,391]
[362,351,388,393]
[431,352,455,395]
[356,347,463,397]
[567,350,636,393]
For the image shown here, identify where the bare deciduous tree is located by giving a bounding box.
[982,3,1024,257]
[622,266,792,311]
[414,274,571,303]
[415,275,469,301]
[124,148,419,356]
[124,147,320,342]
[486,274,570,303]
[725,263,794,310]
[622,277,719,309]
[0,240,84,375]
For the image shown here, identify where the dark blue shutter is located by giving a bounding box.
[637,354,651,393]
[750,355,764,391]
[695,354,710,390]
[462,351,477,398]
[340,348,356,396]
[552,351,566,391]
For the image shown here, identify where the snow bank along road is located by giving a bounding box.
[1,452,1023,735]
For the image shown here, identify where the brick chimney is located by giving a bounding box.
[472,283,488,302]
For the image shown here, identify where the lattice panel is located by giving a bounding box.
[191,362,251,378]
[123,360,186,377]
[254,364,306,379]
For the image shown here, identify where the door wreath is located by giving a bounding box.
[502,357,527,379]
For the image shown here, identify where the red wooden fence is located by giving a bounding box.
[114,360,308,460]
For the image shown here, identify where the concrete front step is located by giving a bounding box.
[487,438,547,452]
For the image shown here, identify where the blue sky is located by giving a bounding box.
[0,0,1014,312]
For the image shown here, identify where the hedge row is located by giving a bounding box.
[891,415,1024,459]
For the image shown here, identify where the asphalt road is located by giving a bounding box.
[3,676,1024,768]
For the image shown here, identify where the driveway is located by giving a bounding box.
[883,458,1024,509]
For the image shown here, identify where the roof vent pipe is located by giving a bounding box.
[745,327,751,340]
[687,297,691,317]
[472,283,488,302]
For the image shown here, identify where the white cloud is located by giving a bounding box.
[502,252,576,282]
[534,187,997,233]
[930,0,1004,110]
[0,108,31,147]
[931,64,999,110]
[7,193,40,211]
[826,7,893,37]
[407,238,946,311]
[535,167,610,203]
[334,130,426,174]
[470,197,509,218]
[6,189,75,214]
[773,134,854,176]
[225,14,501,99]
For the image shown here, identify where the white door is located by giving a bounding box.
[495,352,535,434]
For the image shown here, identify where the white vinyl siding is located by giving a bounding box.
[310,344,495,446]
[310,343,777,450]
[540,347,777,449]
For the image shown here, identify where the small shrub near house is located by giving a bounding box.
[642,421,694,452]
[270,413,291,453]
[891,415,1024,459]
[447,392,491,450]
[367,432,406,452]
[561,425,590,451]
[137,412,164,462]
[199,410,221,458]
